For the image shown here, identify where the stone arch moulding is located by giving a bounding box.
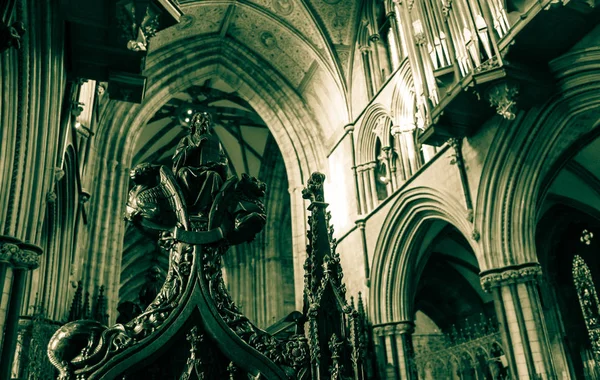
[369,186,480,325]
[390,58,416,126]
[357,103,391,163]
[84,36,328,317]
[475,47,600,271]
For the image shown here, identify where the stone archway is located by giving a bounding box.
[82,37,327,318]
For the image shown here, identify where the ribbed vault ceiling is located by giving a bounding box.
[147,0,355,134]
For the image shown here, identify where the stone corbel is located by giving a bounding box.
[485,81,519,120]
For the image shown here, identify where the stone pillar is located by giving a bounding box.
[380,147,396,193]
[400,123,420,174]
[360,45,376,98]
[391,126,408,182]
[0,238,42,380]
[366,162,379,208]
[374,322,417,380]
[388,10,404,62]
[0,237,20,308]
[481,263,556,380]
[356,164,368,215]
[394,322,417,380]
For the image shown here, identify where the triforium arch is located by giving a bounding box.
[83,36,327,316]
[369,186,485,378]
[356,104,394,213]
[389,60,434,177]
[475,47,600,270]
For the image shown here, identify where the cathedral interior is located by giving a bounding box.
[1,0,600,378]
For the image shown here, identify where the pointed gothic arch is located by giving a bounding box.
[84,36,327,316]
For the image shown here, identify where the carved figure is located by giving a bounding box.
[227,173,267,244]
[125,163,182,229]
[172,112,227,216]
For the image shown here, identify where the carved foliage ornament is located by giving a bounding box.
[486,81,519,121]
[0,243,19,265]
[480,264,542,292]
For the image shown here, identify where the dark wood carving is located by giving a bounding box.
[47,112,369,379]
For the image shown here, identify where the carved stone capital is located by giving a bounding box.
[373,321,415,336]
[12,244,42,270]
[392,123,416,135]
[413,32,426,46]
[0,235,23,266]
[383,325,396,336]
[486,81,519,121]
[359,45,372,53]
[0,243,20,265]
[47,191,57,204]
[343,124,355,133]
[447,137,461,151]
[365,162,378,170]
[55,167,65,181]
[369,34,381,43]
[394,321,415,335]
[373,326,385,336]
[480,263,542,292]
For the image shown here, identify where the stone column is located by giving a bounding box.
[0,240,42,380]
[394,322,417,380]
[0,237,20,308]
[380,146,396,193]
[360,45,376,98]
[369,33,386,86]
[388,10,405,62]
[356,164,368,215]
[391,126,408,182]
[481,263,556,380]
[374,322,417,380]
[366,162,379,208]
[400,123,420,174]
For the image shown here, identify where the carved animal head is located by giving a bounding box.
[129,163,160,185]
[47,320,107,378]
[237,173,266,198]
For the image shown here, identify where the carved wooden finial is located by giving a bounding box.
[302,172,326,202]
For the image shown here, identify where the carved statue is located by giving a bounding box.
[172,111,227,217]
